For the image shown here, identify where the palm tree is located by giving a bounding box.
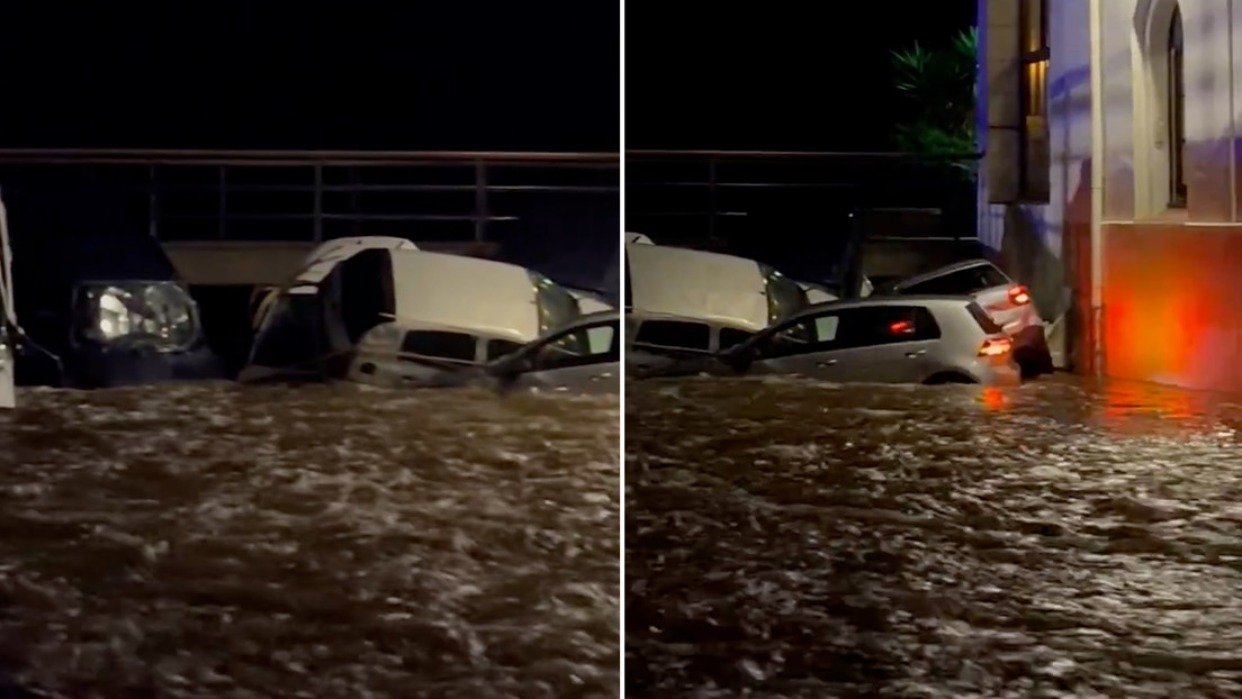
[890,28,978,161]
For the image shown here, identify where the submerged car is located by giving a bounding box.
[642,296,1022,387]
[880,259,1053,376]
[486,310,619,394]
[4,186,223,388]
[241,245,586,390]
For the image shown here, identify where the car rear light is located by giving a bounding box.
[979,337,1012,357]
[1008,285,1031,305]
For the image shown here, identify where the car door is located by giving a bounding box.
[746,311,853,381]
[510,318,620,394]
[826,305,941,383]
[749,306,940,384]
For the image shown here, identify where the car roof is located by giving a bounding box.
[784,295,979,321]
[891,259,1000,290]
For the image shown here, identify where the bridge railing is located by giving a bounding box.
[0,149,619,245]
[625,149,982,247]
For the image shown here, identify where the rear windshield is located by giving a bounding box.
[900,264,1010,296]
[965,302,1005,334]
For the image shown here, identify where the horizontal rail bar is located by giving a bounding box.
[629,181,857,189]
[0,148,619,166]
[627,149,982,161]
[148,184,619,194]
[160,213,521,222]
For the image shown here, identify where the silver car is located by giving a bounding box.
[883,259,1053,376]
[487,310,620,394]
[644,296,1021,386]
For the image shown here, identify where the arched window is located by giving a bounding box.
[1167,6,1186,207]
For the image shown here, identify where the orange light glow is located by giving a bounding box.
[1102,223,1242,393]
[979,337,1012,357]
[980,386,1010,412]
[1009,285,1031,305]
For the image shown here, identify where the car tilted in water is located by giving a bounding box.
[880,259,1053,377]
[240,241,615,394]
[638,296,1022,387]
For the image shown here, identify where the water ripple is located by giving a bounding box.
[627,375,1242,698]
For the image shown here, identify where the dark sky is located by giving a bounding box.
[626,1,976,151]
[0,2,619,151]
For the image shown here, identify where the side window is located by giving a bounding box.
[400,331,480,364]
[487,338,523,361]
[633,320,711,354]
[754,312,841,359]
[532,321,619,371]
[837,306,940,348]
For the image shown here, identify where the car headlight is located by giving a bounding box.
[77,282,200,352]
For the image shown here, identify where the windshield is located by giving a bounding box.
[532,273,582,334]
[762,266,810,324]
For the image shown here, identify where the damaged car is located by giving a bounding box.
[239,244,592,392]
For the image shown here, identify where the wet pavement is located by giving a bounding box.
[0,383,619,699]
[627,374,1242,698]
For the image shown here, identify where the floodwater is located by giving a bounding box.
[0,383,619,699]
[627,375,1242,698]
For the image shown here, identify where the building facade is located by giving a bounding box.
[980,0,1242,392]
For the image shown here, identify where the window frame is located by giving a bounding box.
[527,319,621,372]
[631,319,714,356]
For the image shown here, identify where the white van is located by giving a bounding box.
[625,241,810,357]
[241,247,584,388]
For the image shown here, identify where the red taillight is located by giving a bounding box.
[1008,285,1031,305]
[979,337,1012,357]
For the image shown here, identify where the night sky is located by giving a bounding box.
[0,2,619,152]
[626,1,976,151]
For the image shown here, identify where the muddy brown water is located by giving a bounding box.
[0,383,619,699]
[627,374,1242,698]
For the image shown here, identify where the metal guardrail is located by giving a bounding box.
[625,149,982,244]
[0,149,619,244]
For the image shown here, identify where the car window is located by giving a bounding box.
[633,320,712,353]
[837,305,940,347]
[754,311,841,358]
[531,321,619,371]
[754,305,939,359]
[901,264,1010,295]
[487,338,523,361]
[401,330,480,363]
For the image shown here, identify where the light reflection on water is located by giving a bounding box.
[0,382,619,699]
[627,374,1242,698]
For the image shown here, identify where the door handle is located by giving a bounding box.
[906,350,926,358]
[816,359,837,368]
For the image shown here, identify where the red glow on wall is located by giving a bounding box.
[1102,223,1242,393]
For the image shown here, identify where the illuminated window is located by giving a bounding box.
[1167,5,1186,208]
[1019,0,1051,202]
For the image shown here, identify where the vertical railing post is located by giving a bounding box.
[147,164,159,240]
[312,164,324,242]
[474,161,489,242]
[707,158,718,241]
[217,165,227,239]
